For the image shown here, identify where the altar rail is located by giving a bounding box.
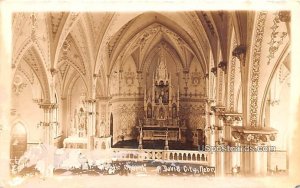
[112,148,209,165]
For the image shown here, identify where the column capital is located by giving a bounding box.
[211,105,225,115]
[278,11,290,22]
[39,102,58,109]
[232,45,247,65]
[205,98,215,105]
[218,61,227,73]
[219,112,243,122]
[85,98,97,103]
[231,126,277,144]
[211,67,217,76]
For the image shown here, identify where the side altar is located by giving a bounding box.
[63,92,111,150]
[63,93,89,149]
[137,51,187,147]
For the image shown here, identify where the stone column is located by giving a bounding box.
[232,45,247,126]
[205,99,215,167]
[222,113,242,175]
[85,98,97,150]
[39,103,58,145]
[223,117,233,175]
[213,106,225,176]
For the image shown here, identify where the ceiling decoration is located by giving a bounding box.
[201,12,216,36]
[11,11,290,106]
[57,35,86,76]
[110,23,196,75]
[50,12,65,38]
[22,47,50,101]
[59,62,70,79]
[17,62,35,85]
[266,12,288,65]
[12,75,27,96]
[249,11,268,127]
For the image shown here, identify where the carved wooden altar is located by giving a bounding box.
[138,50,186,143]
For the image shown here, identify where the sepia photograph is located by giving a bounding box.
[0,1,300,187]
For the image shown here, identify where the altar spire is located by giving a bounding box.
[155,49,169,83]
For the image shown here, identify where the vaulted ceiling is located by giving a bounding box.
[12,11,290,100]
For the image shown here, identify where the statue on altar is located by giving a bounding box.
[147,104,152,118]
[96,121,106,138]
[69,92,88,138]
[78,107,87,137]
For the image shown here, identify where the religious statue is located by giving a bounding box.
[78,107,87,137]
[70,119,77,136]
[159,107,165,119]
[96,121,106,138]
[155,91,159,103]
[147,104,152,118]
[172,105,177,118]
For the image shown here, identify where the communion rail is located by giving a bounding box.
[111,148,209,165]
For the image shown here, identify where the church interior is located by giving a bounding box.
[0,10,292,178]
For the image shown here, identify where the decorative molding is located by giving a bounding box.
[39,102,58,109]
[190,67,202,87]
[249,12,267,127]
[17,63,35,84]
[267,13,288,65]
[229,38,237,112]
[219,112,242,122]
[50,12,65,38]
[217,70,223,104]
[123,67,135,87]
[201,13,216,36]
[211,106,225,116]
[12,75,27,96]
[231,126,277,144]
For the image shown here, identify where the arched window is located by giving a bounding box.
[10,122,27,160]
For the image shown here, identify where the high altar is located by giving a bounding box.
[138,51,187,144]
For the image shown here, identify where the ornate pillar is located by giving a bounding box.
[38,103,58,145]
[232,45,247,126]
[232,127,277,175]
[205,99,215,167]
[221,113,242,175]
[85,98,97,150]
[213,106,226,176]
[137,70,143,95]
